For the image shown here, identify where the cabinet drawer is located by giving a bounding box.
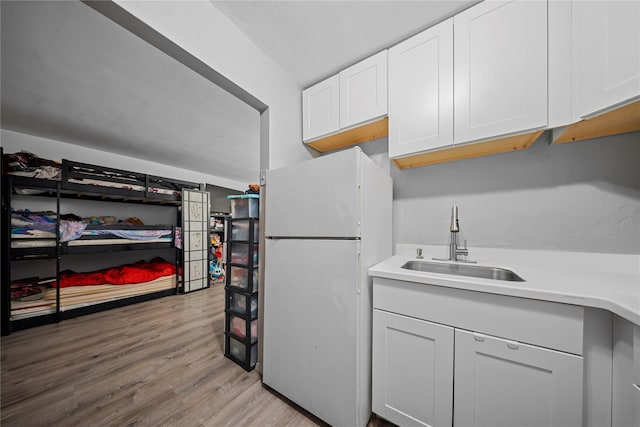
[373,277,584,355]
[226,335,257,366]
[228,266,258,292]
[229,314,258,343]
[230,219,259,242]
[229,243,258,266]
[228,289,258,317]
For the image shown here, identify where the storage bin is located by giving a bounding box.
[230,243,259,265]
[228,336,258,366]
[230,219,259,242]
[229,290,258,317]
[228,194,259,218]
[229,315,258,342]
[229,266,258,292]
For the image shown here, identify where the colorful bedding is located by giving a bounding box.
[58,257,176,287]
[10,262,177,318]
[10,211,174,247]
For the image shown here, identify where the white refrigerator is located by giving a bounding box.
[263,147,392,427]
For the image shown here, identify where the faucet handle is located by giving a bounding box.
[456,239,477,263]
[416,248,424,259]
[456,239,469,256]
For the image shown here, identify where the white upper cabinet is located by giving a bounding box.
[302,51,387,143]
[547,0,573,128]
[388,18,454,158]
[302,74,340,142]
[453,0,547,145]
[339,50,388,129]
[572,0,640,119]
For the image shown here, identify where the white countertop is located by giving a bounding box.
[369,244,640,326]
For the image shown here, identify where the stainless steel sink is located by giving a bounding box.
[401,260,525,282]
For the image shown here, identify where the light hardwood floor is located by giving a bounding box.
[1,284,393,427]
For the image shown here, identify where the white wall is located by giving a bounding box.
[1,129,245,190]
[113,0,310,172]
[360,131,640,255]
[57,2,639,256]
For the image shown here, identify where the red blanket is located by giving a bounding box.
[58,258,175,287]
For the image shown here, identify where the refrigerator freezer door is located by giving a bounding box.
[263,238,370,427]
[265,148,362,238]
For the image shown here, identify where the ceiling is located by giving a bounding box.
[0,0,260,187]
[213,1,478,89]
[1,1,477,187]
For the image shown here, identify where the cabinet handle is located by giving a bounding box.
[633,384,640,393]
[506,341,520,350]
[473,333,485,342]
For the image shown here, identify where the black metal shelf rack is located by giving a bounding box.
[224,216,259,371]
[1,161,200,335]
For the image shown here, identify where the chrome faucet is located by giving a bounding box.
[435,205,476,263]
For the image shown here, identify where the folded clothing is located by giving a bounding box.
[3,151,61,179]
[12,211,88,242]
[10,277,50,301]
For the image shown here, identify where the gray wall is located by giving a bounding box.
[362,130,640,255]
[206,184,243,214]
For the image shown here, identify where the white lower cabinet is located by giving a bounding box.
[612,316,640,427]
[372,310,454,427]
[372,278,586,427]
[372,309,583,427]
[454,329,583,427]
[635,323,640,391]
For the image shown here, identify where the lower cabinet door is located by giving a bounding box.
[372,309,454,427]
[454,329,583,427]
[612,316,640,427]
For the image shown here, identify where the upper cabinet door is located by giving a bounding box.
[454,0,547,145]
[388,18,454,158]
[339,50,388,129]
[302,74,340,142]
[572,1,640,119]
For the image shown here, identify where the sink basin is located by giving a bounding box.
[401,260,525,282]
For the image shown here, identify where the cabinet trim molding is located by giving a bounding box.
[392,129,543,169]
[306,116,388,152]
[553,99,640,144]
